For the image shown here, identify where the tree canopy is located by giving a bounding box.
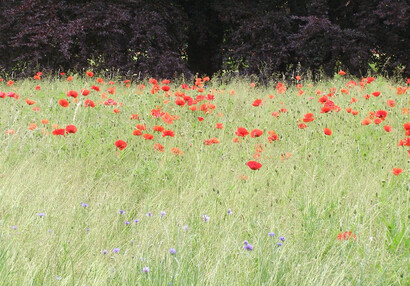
[0,0,408,79]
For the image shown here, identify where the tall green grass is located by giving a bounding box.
[0,75,408,285]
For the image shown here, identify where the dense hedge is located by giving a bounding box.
[0,0,408,79]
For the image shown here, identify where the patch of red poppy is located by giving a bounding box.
[59,99,69,107]
[52,129,66,136]
[247,161,262,170]
[65,125,77,134]
[162,130,175,137]
[67,90,78,98]
[323,128,332,136]
[235,127,249,137]
[250,129,263,138]
[115,140,127,150]
[252,99,262,107]
[392,168,403,176]
[337,231,356,241]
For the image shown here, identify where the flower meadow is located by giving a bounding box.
[0,73,409,285]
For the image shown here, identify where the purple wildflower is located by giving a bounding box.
[146,212,153,217]
[102,249,108,255]
[169,248,176,255]
[113,248,120,253]
[119,210,125,215]
[81,202,89,208]
[124,221,130,225]
[134,219,139,224]
[243,244,253,251]
[227,208,232,215]
[12,225,17,230]
[277,242,282,247]
[142,266,150,273]
[202,215,210,222]
[268,232,275,237]
[160,211,166,218]
[37,213,45,217]
[279,236,285,242]
[243,240,248,245]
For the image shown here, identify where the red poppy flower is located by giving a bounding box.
[216,123,223,129]
[298,123,307,129]
[318,96,328,104]
[154,143,164,152]
[132,129,142,136]
[404,123,410,131]
[384,125,392,132]
[375,110,388,120]
[26,99,35,105]
[152,125,164,132]
[91,85,100,91]
[247,161,262,170]
[392,168,403,176]
[337,231,356,241]
[372,91,381,97]
[136,124,146,130]
[175,98,185,107]
[84,99,95,107]
[303,113,314,122]
[338,70,346,76]
[143,134,154,140]
[162,130,175,137]
[115,140,127,150]
[387,99,395,107]
[59,99,69,107]
[198,117,204,121]
[252,99,262,107]
[52,129,66,136]
[235,127,249,137]
[361,118,372,125]
[323,128,332,136]
[396,86,406,95]
[321,106,331,113]
[250,129,263,138]
[161,85,170,92]
[86,71,94,78]
[268,133,279,142]
[81,89,90,96]
[65,125,77,134]
[67,90,78,98]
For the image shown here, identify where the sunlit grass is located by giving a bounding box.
[0,75,408,285]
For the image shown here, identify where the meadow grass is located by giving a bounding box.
[0,75,408,285]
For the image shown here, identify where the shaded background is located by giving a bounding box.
[0,0,408,80]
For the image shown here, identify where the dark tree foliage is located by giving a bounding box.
[0,0,408,79]
[0,0,190,78]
